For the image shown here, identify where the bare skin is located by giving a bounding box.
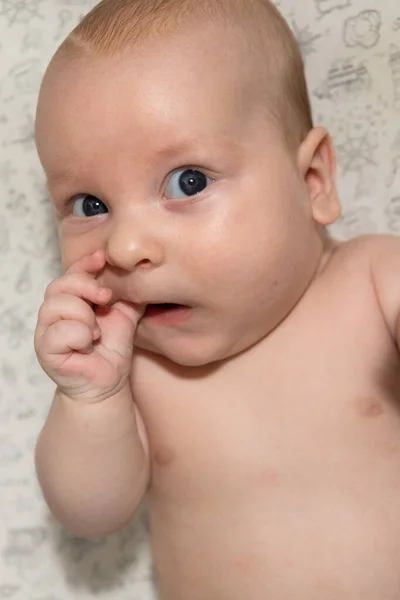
[135,236,400,600]
[34,22,400,600]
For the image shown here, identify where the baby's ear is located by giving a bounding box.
[297,127,341,225]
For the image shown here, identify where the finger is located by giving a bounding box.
[37,294,98,331]
[93,301,143,355]
[44,274,112,305]
[65,250,106,278]
[111,300,145,326]
[41,320,95,356]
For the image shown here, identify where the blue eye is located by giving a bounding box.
[72,195,108,217]
[165,169,212,199]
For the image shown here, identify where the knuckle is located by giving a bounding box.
[33,332,42,355]
[44,277,63,298]
[74,308,95,328]
[37,295,62,320]
[37,295,94,328]
[37,301,51,323]
[48,273,98,298]
[69,301,96,328]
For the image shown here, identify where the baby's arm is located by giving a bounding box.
[34,252,150,539]
[370,235,400,346]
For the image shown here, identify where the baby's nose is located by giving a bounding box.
[105,217,164,271]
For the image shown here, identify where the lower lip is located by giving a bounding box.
[143,305,192,326]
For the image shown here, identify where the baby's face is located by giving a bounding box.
[36,27,323,366]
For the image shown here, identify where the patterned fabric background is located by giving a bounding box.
[0,0,399,598]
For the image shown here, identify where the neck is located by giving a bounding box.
[317,231,341,275]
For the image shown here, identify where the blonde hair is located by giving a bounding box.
[60,0,313,147]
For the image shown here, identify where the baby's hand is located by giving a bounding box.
[34,251,144,403]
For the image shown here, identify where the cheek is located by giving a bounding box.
[59,213,110,262]
[184,227,271,297]
[58,232,97,272]
[60,248,83,272]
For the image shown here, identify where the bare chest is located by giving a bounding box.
[142,335,400,600]
[133,268,400,599]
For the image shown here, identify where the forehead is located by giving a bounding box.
[36,24,261,150]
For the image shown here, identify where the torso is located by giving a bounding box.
[133,236,400,600]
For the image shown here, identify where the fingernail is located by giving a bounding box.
[91,250,102,261]
[98,287,112,297]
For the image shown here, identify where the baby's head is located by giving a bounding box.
[35,0,341,366]
[56,0,314,150]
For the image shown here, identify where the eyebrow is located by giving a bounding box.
[154,136,242,161]
[45,136,242,188]
[47,170,74,185]
[45,170,78,197]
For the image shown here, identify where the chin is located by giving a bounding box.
[135,337,227,368]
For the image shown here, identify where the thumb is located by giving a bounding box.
[95,301,145,358]
[112,300,145,326]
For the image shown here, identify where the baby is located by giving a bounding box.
[34,1,400,598]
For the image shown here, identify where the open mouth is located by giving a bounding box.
[143,303,191,323]
[144,303,185,315]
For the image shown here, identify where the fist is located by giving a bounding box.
[34,251,144,402]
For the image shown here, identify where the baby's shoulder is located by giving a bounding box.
[325,234,400,336]
[328,233,400,272]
